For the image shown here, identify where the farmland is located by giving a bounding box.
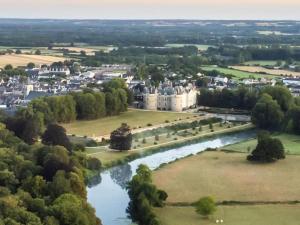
[231,66,300,77]
[200,66,278,80]
[0,54,67,68]
[165,44,213,51]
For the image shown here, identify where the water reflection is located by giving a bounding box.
[110,164,132,189]
[88,130,256,225]
[87,172,102,188]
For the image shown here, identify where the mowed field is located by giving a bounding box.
[155,205,300,225]
[0,54,67,67]
[63,109,196,137]
[153,151,300,203]
[200,66,278,80]
[53,45,117,55]
[223,133,300,155]
[231,66,300,77]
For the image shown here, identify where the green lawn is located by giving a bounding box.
[223,133,300,155]
[155,205,300,225]
[200,66,278,80]
[63,109,197,137]
[243,60,278,66]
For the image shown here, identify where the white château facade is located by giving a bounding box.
[143,83,198,112]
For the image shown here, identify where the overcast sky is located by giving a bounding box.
[1,0,299,20]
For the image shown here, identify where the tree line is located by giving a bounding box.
[3,79,131,145]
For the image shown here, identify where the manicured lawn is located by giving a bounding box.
[86,123,252,167]
[231,66,300,77]
[153,151,300,203]
[63,109,196,137]
[155,205,300,225]
[223,133,300,155]
[200,66,278,80]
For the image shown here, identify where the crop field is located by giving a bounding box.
[231,66,300,77]
[153,151,300,203]
[0,54,67,67]
[155,205,300,225]
[53,45,117,55]
[200,66,278,80]
[223,133,300,155]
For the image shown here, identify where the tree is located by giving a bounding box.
[42,124,72,152]
[35,49,41,55]
[251,94,284,130]
[4,64,13,70]
[287,106,300,134]
[247,131,285,163]
[195,196,216,218]
[262,86,292,112]
[27,62,36,69]
[15,49,22,54]
[110,123,132,150]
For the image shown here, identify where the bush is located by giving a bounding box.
[155,135,159,141]
[142,138,147,144]
[165,120,170,123]
[147,123,152,127]
[86,140,98,147]
[195,196,216,218]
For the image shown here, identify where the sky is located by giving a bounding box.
[0,0,300,20]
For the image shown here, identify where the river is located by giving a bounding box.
[87,130,256,225]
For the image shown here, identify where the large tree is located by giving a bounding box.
[247,131,285,163]
[110,123,132,151]
[42,124,72,152]
[251,94,284,130]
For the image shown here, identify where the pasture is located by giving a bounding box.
[153,151,300,203]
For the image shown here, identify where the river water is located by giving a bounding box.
[87,130,256,225]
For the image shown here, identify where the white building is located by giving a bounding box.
[143,83,198,112]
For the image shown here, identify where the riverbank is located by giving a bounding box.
[87,130,256,225]
[87,123,254,168]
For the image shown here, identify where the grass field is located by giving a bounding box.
[155,205,300,225]
[223,133,300,155]
[0,54,67,67]
[63,109,197,137]
[165,44,213,51]
[200,66,278,80]
[231,66,300,77]
[53,45,117,55]
[243,60,278,66]
[153,151,300,203]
